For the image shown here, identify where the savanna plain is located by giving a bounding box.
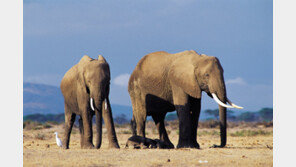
[23,121,273,167]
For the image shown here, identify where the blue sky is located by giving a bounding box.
[24,0,272,111]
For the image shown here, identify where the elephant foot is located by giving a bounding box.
[81,143,95,149]
[165,141,175,149]
[108,142,120,149]
[210,144,226,148]
[177,139,200,149]
[154,139,174,149]
[62,145,69,149]
[95,145,101,149]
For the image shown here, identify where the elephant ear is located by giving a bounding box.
[98,55,107,63]
[77,55,92,91]
[80,55,92,63]
[168,57,201,99]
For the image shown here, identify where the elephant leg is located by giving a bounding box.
[135,115,146,138]
[134,98,147,138]
[78,116,84,147]
[130,95,137,136]
[63,106,76,149]
[81,112,94,149]
[130,114,137,136]
[176,104,198,148]
[189,97,201,149]
[152,113,174,149]
[102,98,120,148]
[172,85,198,148]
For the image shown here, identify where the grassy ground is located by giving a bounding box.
[23,121,273,167]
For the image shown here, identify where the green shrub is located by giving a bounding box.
[23,120,42,130]
[35,133,45,140]
[121,130,132,134]
[43,122,52,129]
[197,130,220,136]
[230,130,272,137]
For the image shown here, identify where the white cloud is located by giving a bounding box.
[226,77,247,85]
[24,74,63,86]
[113,73,130,87]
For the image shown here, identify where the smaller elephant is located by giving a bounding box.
[154,139,169,149]
[60,55,119,149]
[125,135,157,149]
[125,135,170,149]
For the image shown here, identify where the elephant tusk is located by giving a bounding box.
[227,99,243,109]
[90,98,95,111]
[104,98,108,110]
[211,93,234,108]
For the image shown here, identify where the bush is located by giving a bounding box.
[23,120,54,130]
[113,114,129,124]
[43,122,53,129]
[120,130,132,134]
[35,133,45,140]
[197,130,220,136]
[259,108,273,121]
[199,120,220,128]
[23,120,42,130]
[230,130,272,137]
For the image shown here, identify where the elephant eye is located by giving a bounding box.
[205,73,209,77]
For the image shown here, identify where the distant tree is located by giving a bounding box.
[205,109,237,121]
[227,110,237,121]
[205,109,219,120]
[113,114,128,124]
[259,108,273,121]
[24,113,64,123]
[238,112,257,122]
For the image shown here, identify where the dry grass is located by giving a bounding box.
[23,122,273,167]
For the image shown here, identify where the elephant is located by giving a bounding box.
[60,55,120,149]
[128,50,243,149]
[125,135,167,149]
[125,135,157,149]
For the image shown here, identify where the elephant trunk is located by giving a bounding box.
[92,96,103,149]
[208,74,228,148]
[95,108,102,148]
[218,102,227,147]
[215,84,227,147]
[102,98,120,148]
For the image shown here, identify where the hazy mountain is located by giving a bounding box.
[24,82,266,122]
[23,83,133,118]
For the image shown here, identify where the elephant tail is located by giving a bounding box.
[130,114,137,136]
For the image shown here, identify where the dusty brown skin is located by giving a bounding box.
[128,50,228,148]
[60,55,119,149]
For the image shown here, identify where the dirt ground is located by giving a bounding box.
[23,122,273,167]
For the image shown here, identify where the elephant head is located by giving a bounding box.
[170,51,243,147]
[77,55,119,148]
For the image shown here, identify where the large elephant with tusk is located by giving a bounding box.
[128,50,243,149]
[61,55,119,149]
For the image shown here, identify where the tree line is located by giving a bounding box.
[166,107,273,122]
[24,108,273,124]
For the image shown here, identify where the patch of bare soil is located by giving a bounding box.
[23,122,273,167]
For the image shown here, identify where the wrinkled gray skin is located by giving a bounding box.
[60,55,119,149]
[129,50,229,149]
